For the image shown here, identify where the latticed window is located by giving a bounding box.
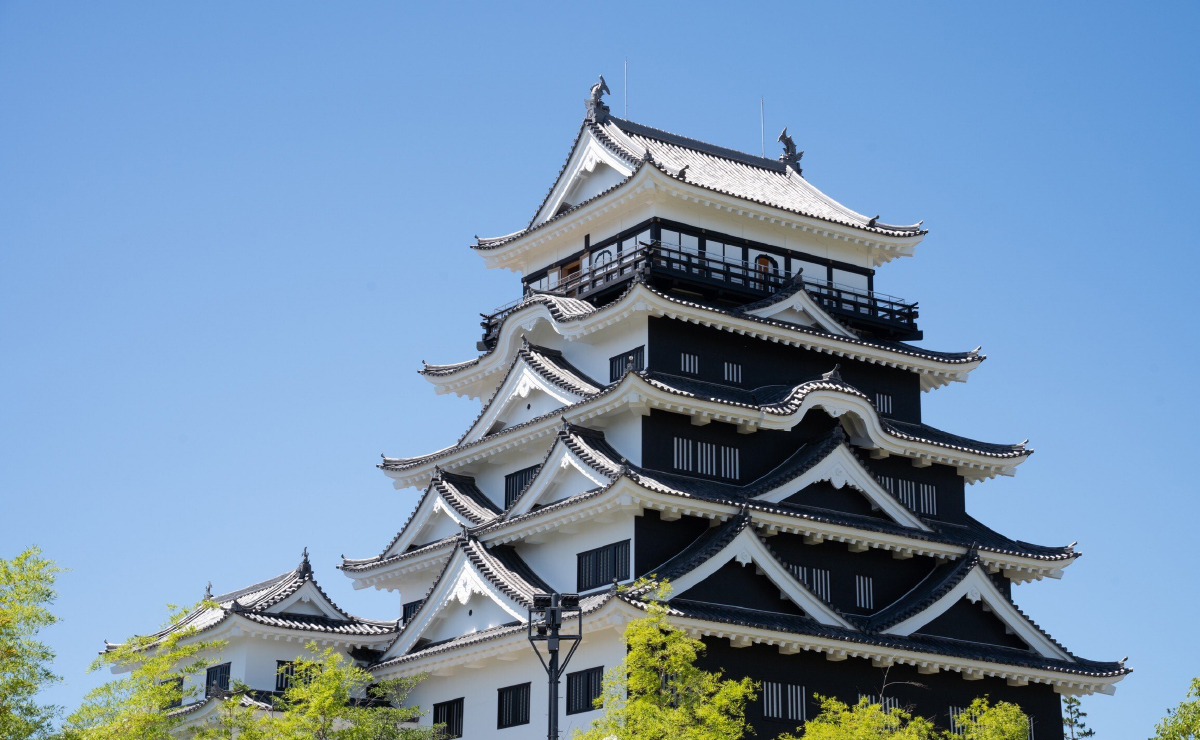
[874,392,893,415]
[276,661,297,692]
[497,682,530,728]
[789,564,831,601]
[855,575,875,610]
[402,599,424,625]
[880,475,937,516]
[861,694,900,712]
[161,678,183,709]
[673,437,739,480]
[433,698,464,738]
[504,465,540,508]
[577,540,630,591]
[566,666,604,714]
[609,347,644,381]
[762,680,806,721]
[680,352,700,375]
[205,663,230,697]
[724,361,742,384]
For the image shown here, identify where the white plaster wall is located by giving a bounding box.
[564,161,627,208]
[469,444,556,509]
[555,315,648,387]
[513,515,635,595]
[412,507,464,548]
[594,413,641,466]
[422,592,523,645]
[402,627,626,740]
[534,463,605,508]
[492,385,572,432]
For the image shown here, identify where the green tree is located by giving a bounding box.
[949,698,1031,740]
[1062,695,1095,739]
[780,695,940,740]
[0,546,65,740]
[62,602,225,740]
[575,580,757,740]
[1153,677,1200,740]
[269,644,440,740]
[187,681,276,740]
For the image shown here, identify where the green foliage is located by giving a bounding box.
[187,681,275,740]
[62,601,225,740]
[1062,695,1095,739]
[575,579,756,740]
[0,546,65,740]
[780,695,940,740]
[1153,677,1200,740]
[267,643,440,740]
[949,698,1031,740]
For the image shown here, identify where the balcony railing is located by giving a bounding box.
[483,241,918,342]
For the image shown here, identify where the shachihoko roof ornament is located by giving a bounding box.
[585,75,611,123]
[777,127,803,174]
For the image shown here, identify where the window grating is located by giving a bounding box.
[680,352,700,375]
[855,575,874,610]
[724,361,742,384]
[762,681,806,721]
[497,682,530,728]
[861,694,900,712]
[161,678,183,709]
[205,663,230,697]
[790,564,831,601]
[504,465,541,508]
[875,392,893,415]
[566,666,604,715]
[577,541,630,591]
[672,437,739,480]
[433,698,464,738]
[275,661,297,692]
[609,347,644,382]
[880,475,938,516]
[402,599,424,625]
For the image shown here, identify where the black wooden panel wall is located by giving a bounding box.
[647,317,923,423]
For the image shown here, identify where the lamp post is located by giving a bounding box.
[528,592,583,740]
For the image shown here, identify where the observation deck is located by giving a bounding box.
[481,241,921,348]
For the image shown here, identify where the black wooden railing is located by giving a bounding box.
[482,241,918,341]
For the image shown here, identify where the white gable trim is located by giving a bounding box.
[381,549,527,660]
[753,444,931,531]
[384,494,472,560]
[267,582,345,620]
[506,440,611,518]
[669,526,854,629]
[533,129,636,226]
[883,565,1071,661]
[742,288,856,338]
[460,359,586,444]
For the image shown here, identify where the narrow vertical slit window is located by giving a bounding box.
[276,661,297,692]
[433,698,464,739]
[673,437,693,472]
[949,706,967,736]
[724,361,742,384]
[874,392,893,415]
[762,681,806,721]
[566,666,604,714]
[791,565,831,601]
[855,575,874,610]
[860,694,899,712]
[672,436,738,480]
[497,682,530,729]
[680,352,700,375]
[919,483,937,515]
[608,346,644,382]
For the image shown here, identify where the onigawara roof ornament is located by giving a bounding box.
[585,75,611,123]
[777,126,803,173]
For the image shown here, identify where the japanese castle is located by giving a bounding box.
[129,79,1127,738]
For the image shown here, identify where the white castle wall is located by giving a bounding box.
[514,515,635,595]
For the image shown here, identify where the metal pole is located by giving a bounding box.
[529,592,581,740]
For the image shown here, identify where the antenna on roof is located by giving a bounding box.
[760,98,765,158]
[624,59,628,118]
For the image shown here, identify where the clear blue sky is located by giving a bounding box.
[1,2,1196,736]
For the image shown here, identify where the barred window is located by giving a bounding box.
[577,540,630,591]
[672,437,739,480]
[949,706,967,736]
[790,564,831,601]
[680,352,700,375]
[609,347,644,382]
[762,680,806,722]
[862,694,900,712]
[875,392,893,415]
[433,698,464,738]
[402,599,424,625]
[497,682,530,729]
[161,678,183,709]
[276,661,297,692]
[880,475,938,516]
[504,465,540,508]
[724,361,742,384]
[855,575,874,610]
[205,663,230,697]
[566,667,604,714]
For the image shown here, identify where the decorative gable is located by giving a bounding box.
[533,128,635,227]
[739,286,856,337]
[506,438,611,516]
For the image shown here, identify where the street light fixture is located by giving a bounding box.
[528,592,583,740]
